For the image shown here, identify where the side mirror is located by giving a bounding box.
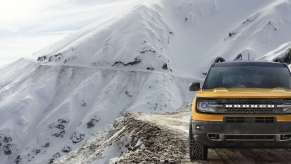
[189,82,200,91]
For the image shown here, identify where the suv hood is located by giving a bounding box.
[197,88,291,99]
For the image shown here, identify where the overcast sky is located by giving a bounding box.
[0,0,114,67]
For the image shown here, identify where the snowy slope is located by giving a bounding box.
[259,42,291,61]
[0,60,192,164]
[1,0,291,164]
[34,0,291,76]
[212,0,291,61]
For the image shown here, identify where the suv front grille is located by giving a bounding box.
[224,117,275,123]
[225,108,281,114]
[255,117,275,123]
[201,99,291,114]
[224,134,276,141]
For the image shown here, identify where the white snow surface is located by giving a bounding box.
[259,41,291,61]
[1,0,291,163]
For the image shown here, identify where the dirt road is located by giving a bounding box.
[138,112,291,164]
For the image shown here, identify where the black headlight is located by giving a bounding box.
[196,100,223,113]
[277,104,291,113]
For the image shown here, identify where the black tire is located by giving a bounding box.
[189,123,208,161]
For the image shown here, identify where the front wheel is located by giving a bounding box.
[189,123,208,161]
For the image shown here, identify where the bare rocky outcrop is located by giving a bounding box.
[56,113,188,164]
[114,114,187,163]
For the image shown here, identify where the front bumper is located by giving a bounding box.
[191,121,291,148]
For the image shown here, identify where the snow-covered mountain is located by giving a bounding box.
[1,0,291,163]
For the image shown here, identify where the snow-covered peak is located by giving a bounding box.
[34,1,173,73]
[34,0,291,77]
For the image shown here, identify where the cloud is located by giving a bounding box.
[0,0,135,67]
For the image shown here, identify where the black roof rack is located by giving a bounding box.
[213,56,226,64]
[213,61,287,67]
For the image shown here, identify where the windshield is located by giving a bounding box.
[203,64,291,89]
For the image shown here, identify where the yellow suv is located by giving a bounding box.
[189,61,291,161]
